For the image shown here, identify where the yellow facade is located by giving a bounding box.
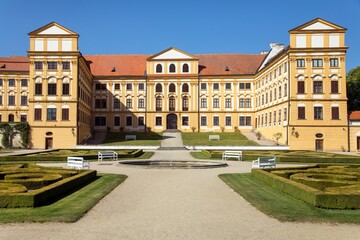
[0,18,353,151]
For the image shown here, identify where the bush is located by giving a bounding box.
[0,183,27,194]
[3,173,63,190]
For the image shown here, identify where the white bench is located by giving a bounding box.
[252,157,276,168]
[222,151,242,161]
[98,151,118,162]
[125,135,136,141]
[209,135,220,141]
[67,157,90,169]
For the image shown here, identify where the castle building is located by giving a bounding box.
[0,18,351,151]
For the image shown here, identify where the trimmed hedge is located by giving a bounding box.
[252,165,360,209]
[0,183,27,194]
[4,173,63,190]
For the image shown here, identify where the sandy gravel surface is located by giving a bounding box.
[0,157,358,240]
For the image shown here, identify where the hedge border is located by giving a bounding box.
[252,165,360,209]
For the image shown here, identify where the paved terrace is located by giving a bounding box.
[0,133,358,240]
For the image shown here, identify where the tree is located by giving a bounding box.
[273,132,283,145]
[347,66,360,111]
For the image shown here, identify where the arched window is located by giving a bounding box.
[182,64,189,73]
[155,83,162,93]
[156,64,162,73]
[8,114,14,122]
[182,83,189,93]
[169,96,175,111]
[169,83,176,93]
[156,96,162,111]
[169,64,176,73]
[182,96,189,111]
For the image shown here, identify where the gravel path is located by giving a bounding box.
[0,157,358,240]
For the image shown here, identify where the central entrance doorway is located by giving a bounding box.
[167,114,177,129]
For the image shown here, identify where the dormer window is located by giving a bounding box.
[169,64,176,73]
[182,63,189,73]
[156,64,162,73]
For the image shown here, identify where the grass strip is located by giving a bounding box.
[219,173,360,223]
[0,173,127,223]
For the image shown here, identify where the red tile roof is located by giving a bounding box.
[349,111,360,121]
[84,53,266,77]
[0,56,29,72]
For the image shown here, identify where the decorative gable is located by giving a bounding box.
[38,26,71,35]
[289,18,346,33]
[149,47,197,60]
[28,22,78,36]
[301,22,335,30]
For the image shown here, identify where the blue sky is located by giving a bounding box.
[1,0,359,71]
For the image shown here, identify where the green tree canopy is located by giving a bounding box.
[347,66,360,111]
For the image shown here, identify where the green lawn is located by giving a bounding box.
[219,173,360,223]
[0,173,127,223]
[103,132,162,146]
[182,132,258,146]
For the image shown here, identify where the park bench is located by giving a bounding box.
[222,151,242,161]
[125,135,137,141]
[209,135,220,141]
[67,157,90,169]
[98,150,118,162]
[252,157,276,168]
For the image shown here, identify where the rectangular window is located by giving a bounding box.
[48,83,57,95]
[138,116,145,126]
[126,83,132,91]
[296,59,305,67]
[213,83,219,90]
[155,116,162,126]
[138,83,144,90]
[298,81,305,94]
[298,107,305,119]
[21,96,27,106]
[21,79,28,87]
[126,99,132,108]
[8,79,15,87]
[332,107,340,120]
[126,116,132,126]
[62,61,70,70]
[313,81,323,93]
[245,99,251,108]
[0,79,3,86]
[114,116,120,126]
[95,116,106,126]
[331,81,338,94]
[239,99,245,108]
[34,109,42,121]
[314,106,323,119]
[138,99,145,108]
[246,116,251,126]
[225,116,231,126]
[284,108,287,121]
[95,83,107,90]
[225,98,231,108]
[47,108,57,121]
[201,98,207,108]
[62,108,69,121]
[35,83,42,95]
[213,116,219,126]
[239,116,245,126]
[200,116,207,126]
[284,62,287,72]
[278,109,281,123]
[47,62,57,70]
[201,83,207,90]
[114,83,120,90]
[20,115,27,122]
[273,111,277,124]
[312,59,323,68]
[330,58,339,67]
[62,83,69,95]
[245,83,251,89]
[95,99,107,109]
[35,61,43,70]
[239,83,245,89]
[0,96,2,105]
[225,83,231,90]
[213,98,219,108]
[8,96,15,106]
[113,99,120,109]
[182,116,189,126]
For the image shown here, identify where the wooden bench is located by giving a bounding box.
[67,157,90,169]
[209,135,220,141]
[125,135,137,141]
[98,151,118,162]
[252,157,276,168]
[222,151,242,161]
